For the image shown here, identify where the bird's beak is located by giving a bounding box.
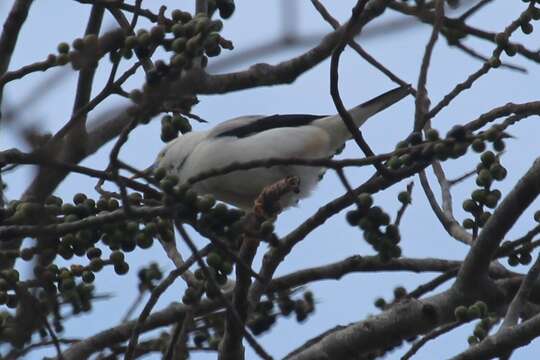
[130,163,155,180]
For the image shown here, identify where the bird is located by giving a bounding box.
[149,85,411,211]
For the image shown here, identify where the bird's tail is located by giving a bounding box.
[313,85,411,151]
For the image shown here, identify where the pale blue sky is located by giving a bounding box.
[2,1,540,359]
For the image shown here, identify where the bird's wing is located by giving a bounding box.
[207,115,264,138]
[212,114,328,138]
[180,123,333,207]
[157,114,328,180]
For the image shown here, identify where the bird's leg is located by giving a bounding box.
[253,176,300,219]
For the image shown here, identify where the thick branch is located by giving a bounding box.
[62,300,222,360]
[60,254,516,359]
[285,291,457,360]
[500,253,540,329]
[450,312,540,360]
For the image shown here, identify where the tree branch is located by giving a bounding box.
[450,311,540,360]
[500,253,540,329]
[457,158,540,290]
[0,0,34,110]
[414,0,443,131]
[419,170,472,245]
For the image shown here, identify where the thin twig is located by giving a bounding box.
[63,4,105,158]
[448,168,477,186]
[175,222,273,360]
[408,268,459,299]
[455,41,526,73]
[163,309,194,360]
[249,162,429,306]
[43,316,65,360]
[46,61,141,145]
[401,321,463,360]
[0,149,159,196]
[414,0,444,131]
[121,291,146,323]
[428,4,535,119]
[458,0,493,22]
[418,170,472,245]
[0,57,58,86]
[74,0,167,25]
[0,0,34,108]
[335,168,368,212]
[123,247,206,360]
[109,118,139,215]
[495,225,540,258]
[220,212,263,359]
[129,0,143,29]
[431,161,453,215]
[5,338,79,360]
[0,203,172,240]
[395,182,414,226]
[389,2,540,64]
[310,0,413,93]
[160,237,198,285]
[329,0,389,175]
[201,230,264,282]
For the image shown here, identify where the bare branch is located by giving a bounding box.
[458,0,494,22]
[428,4,536,119]
[284,290,455,360]
[163,309,194,360]
[500,253,540,329]
[389,2,540,64]
[0,0,34,109]
[401,321,463,360]
[395,182,414,227]
[43,317,65,360]
[454,41,527,73]
[310,0,413,91]
[419,170,472,245]
[414,0,444,131]
[60,254,512,360]
[66,4,105,152]
[123,246,209,360]
[175,223,272,360]
[408,268,459,299]
[329,0,389,174]
[450,312,540,360]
